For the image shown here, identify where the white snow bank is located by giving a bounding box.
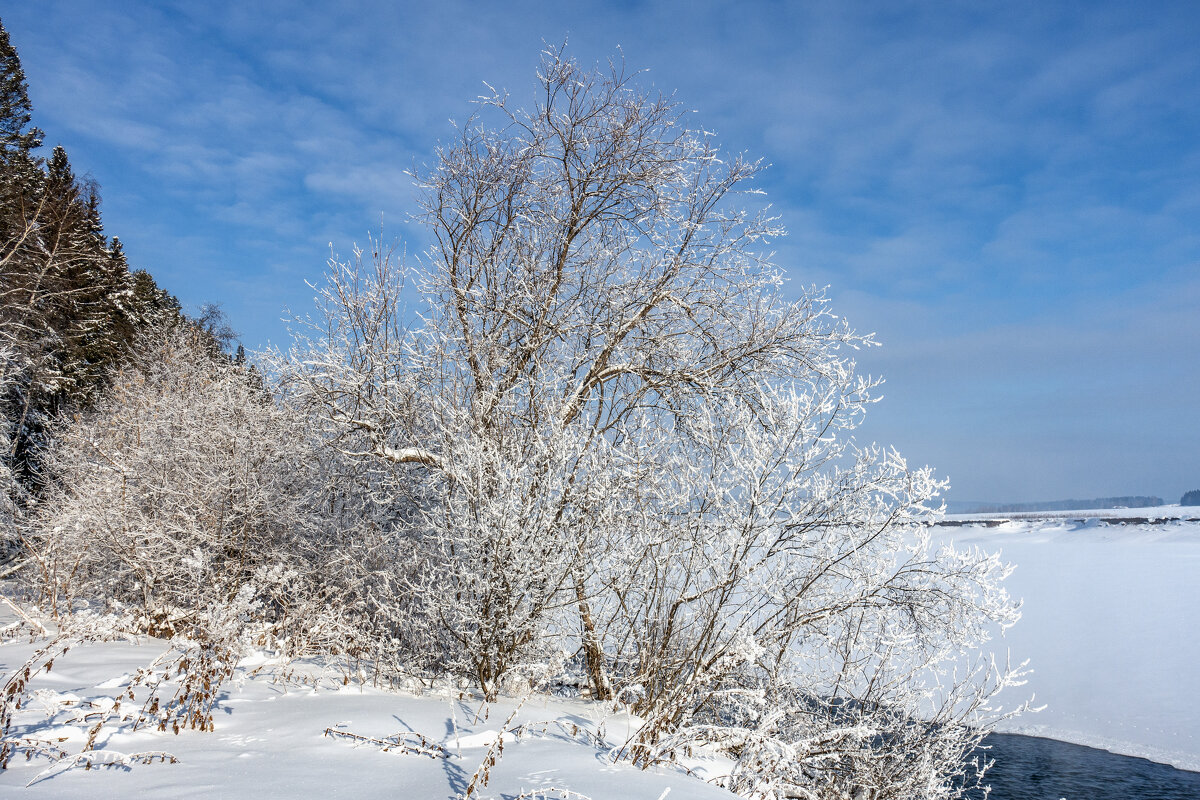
[938,513,1200,771]
[0,629,735,799]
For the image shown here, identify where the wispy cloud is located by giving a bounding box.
[4,0,1198,501]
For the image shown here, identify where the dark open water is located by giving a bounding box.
[973,733,1200,800]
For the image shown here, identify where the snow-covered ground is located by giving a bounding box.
[3,506,1197,796]
[937,506,1200,771]
[0,629,735,799]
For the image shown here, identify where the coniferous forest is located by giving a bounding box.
[1,20,196,493]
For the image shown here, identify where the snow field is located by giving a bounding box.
[937,510,1200,771]
[0,628,735,799]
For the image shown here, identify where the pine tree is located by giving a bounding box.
[1,18,185,492]
[0,16,43,251]
[0,19,41,157]
[130,267,181,322]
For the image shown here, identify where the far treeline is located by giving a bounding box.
[964,492,1200,512]
[964,496,1166,514]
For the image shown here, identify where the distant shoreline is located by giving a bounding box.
[948,496,1168,515]
[935,504,1200,527]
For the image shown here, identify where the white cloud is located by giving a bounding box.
[4,0,1198,501]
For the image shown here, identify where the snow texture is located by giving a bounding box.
[0,621,735,799]
[939,506,1200,771]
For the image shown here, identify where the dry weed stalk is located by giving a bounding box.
[322,727,456,760]
[25,749,178,786]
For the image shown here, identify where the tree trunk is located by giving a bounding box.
[574,570,611,701]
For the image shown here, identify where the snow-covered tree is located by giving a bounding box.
[0,20,42,159]
[1,20,183,494]
[27,328,313,640]
[0,17,42,222]
[27,323,429,678]
[274,47,1025,798]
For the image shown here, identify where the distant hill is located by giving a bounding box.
[955,496,1165,514]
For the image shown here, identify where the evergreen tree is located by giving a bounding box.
[0,17,185,492]
[0,19,41,157]
[130,267,182,322]
[1182,489,1200,506]
[0,16,43,255]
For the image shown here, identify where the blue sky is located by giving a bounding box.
[5,1,1199,503]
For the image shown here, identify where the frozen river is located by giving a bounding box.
[938,507,1200,773]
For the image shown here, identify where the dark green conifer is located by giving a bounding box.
[1,17,186,492]
[0,18,43,266]
[0,19,41,157]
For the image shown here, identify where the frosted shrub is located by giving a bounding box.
[272,47,1025,798]
[25,327,333,645]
